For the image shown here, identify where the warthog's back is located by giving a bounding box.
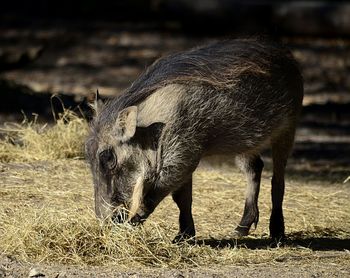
[126,39,302,100]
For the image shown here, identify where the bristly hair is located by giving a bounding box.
[92,38,298,131]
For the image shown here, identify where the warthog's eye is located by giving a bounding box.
[99,148,117,171]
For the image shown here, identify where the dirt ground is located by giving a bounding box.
[0,159,349,277]
[1,255,349,278]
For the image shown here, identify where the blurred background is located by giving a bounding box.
[0,0,349,179]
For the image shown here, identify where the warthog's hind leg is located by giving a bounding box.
[234,155,264,237]
[270,127,296,241]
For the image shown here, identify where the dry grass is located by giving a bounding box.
[0,111,349,269]
[0,110,88,162]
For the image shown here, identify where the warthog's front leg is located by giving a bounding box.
[131,135,202,239]
[172,177,195,242]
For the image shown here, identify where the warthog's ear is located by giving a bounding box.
[114,106,138,142]
[87,89,104,116]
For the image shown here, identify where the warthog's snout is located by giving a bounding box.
[129,213,145,225]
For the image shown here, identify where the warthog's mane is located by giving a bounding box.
[92,38,297,131]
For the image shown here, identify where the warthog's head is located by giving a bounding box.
[85,96,163,224]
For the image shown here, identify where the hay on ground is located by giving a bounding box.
[0,111,349,268]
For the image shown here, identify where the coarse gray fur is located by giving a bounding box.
[85,38,304,241]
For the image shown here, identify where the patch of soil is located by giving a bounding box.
[1,254,349,278]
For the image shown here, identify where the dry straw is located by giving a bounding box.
[0,110,349,268]
[0,110,88,162]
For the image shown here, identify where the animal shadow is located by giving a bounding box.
[197,230,350,251]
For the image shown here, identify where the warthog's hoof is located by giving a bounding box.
[233,225,250,237]
[269,235,287,248]
[172,232,195,244]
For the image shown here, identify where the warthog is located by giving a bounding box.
[85,39,303,241]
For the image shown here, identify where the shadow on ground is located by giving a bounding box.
[198,230,350,251]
